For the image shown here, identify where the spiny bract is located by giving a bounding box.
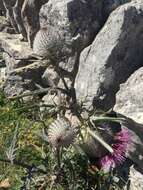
[48,117,77,148]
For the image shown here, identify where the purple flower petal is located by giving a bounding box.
[99,128,131,172]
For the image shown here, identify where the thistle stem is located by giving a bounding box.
[91,116,125,123]
[87,128,114,154]
[56,148,61,169]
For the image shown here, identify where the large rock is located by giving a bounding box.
[11,60,49,81]
[3,60,49,97]
[116,71,143,175]
[75,0,143,110]
[33,0,103,74]
[0,32,33,73]
[0,32,32,56]
[34,0,128,78]
[128,166,143,190]
[114,67,143,124]
[3,74,35,97]
[0,32,51,97]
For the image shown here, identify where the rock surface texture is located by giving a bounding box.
[33,0,127,80]
[75,0,143,110]
[113,67,143,173]
[128,166,143,190]
[0,0,143,189]
[33,0,103,74]
[0,32,49,96]
[114,67,143,124]
[112,65,143,175]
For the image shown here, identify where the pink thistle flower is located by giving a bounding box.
[99,128,131,172]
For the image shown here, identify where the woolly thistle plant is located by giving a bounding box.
[0,91,132,189]
[47,113,131,173]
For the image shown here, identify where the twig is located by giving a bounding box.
[87,128,114,154]
[7,88,49,100]
[90,116,125,123]
[8,87,69,100]
[13,104,55,112]
[56,148,61,169]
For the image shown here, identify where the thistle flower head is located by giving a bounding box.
[99,128,131,172]
[48,117,77,149]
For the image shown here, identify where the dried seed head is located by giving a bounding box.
[48,117,77,149]
[33,27,72,61]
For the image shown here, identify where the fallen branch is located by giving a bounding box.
[8,87,69,100]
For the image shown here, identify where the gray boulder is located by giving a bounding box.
[114,67,143,124]
[115,67,143,169]
[3,59,49,97]
[3,60,49,97]
[34,0,128,77]
[33,0,103,74]
[75,0,143,110]
[3,74,35,97]
[0,32,33,73]
[0,32,51,97]
[114,99,143,173]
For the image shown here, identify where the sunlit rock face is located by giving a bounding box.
[114,67,143,169]
[33,0,104,75]
[114,67,143,124]
[75,1,143,111]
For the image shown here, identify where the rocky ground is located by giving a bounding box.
[0,0,143,189]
